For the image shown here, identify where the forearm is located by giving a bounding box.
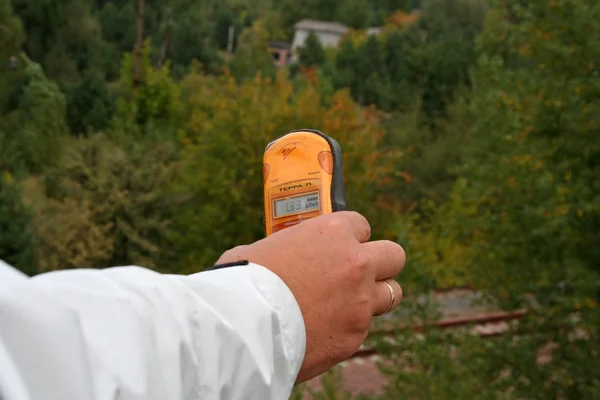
[0,261,306,400]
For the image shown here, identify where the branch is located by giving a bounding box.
[133,0,146,88]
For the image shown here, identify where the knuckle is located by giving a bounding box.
[323,214,345,231]
[347,249,370,276]
[347,211,371,237]
[348,210,367,222]
[360,215,372,237]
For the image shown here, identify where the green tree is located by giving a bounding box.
[354,35,394,110]
[11,0,60,63]
[0,0,25,108]
[227,20,276,83]
[211,4,238,50]
[0,173,37,275]
[0,58,67,173]
[111,40,185,141]
[27,134,179,273]
[384,30,418,110]
[13,0,107,85]
[298,31,326,68]
[170,9,222,75]
[332,37,358,90]
[98,1,136,46]
[66,71,115,134]
[379,0,600,398]
[337,0,373,28]
[276,0,342,34]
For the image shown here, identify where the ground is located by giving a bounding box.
[298,289,524,398]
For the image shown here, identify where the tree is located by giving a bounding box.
[276,0,342,33]
[227,20,276,83]
[298,32,326,68]
[98,1,137,52]
[0,173,37,275]
[0,0,25,110]
[13,0,106,85]
[353,35,394,110]
[133,0,145,87]
[332,37,358,91]
[111,40,185,140]
[66,71,115,134]
[384,30,418,110]
[26,134,179,273]
[169,6,223,76]
[379,0,600,398]
[0,58,67,173]
[411,0,488,124]
[337,0,373,28]
[11,0,60,63]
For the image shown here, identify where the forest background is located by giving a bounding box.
[0,0,598,398]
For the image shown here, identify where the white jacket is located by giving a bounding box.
[0,260,306,400]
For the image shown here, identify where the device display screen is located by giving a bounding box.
[273,192,320,217]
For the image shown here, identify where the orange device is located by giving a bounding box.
[263,129,346,236]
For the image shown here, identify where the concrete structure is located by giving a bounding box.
[290,19,383,62]
[366,27,382,36]
[267,41,292,67]
[291,19,349,61]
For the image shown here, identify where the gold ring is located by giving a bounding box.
[379,280,395,315]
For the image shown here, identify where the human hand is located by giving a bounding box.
[216,211,405,383]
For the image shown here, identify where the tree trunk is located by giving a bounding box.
[157,7,173,68]
[133,0,145,88]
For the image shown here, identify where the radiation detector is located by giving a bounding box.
[263,129,346,236]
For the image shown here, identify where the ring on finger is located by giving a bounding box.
[379,280,395,315]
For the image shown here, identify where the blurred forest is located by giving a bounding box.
[0,0,598,398]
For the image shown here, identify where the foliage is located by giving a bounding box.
[227,19,277,83]
[317,0,487,122]
[169,7,223,75]
[395,187,478,290]
[66,71,115,135]
[276,0,421,33]
[111,40,185,140]
[290,0,600,398]
[171,69,402,270]
[0,0,25,108]
[2,0,600,398]
[298,32,326,68]
[23,134,179,273]
[0,57,68,173]
[376,0,600,399]
[0,173,38,275]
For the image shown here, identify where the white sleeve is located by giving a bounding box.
[0,260,306,400]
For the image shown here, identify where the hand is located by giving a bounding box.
[216,211,406,383]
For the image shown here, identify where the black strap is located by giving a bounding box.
[207,260,250,271]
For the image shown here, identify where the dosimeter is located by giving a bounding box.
[263,129,347,236]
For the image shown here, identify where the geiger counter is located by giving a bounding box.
[263,129,346,236]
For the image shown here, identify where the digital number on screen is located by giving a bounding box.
[274,192,320,217]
